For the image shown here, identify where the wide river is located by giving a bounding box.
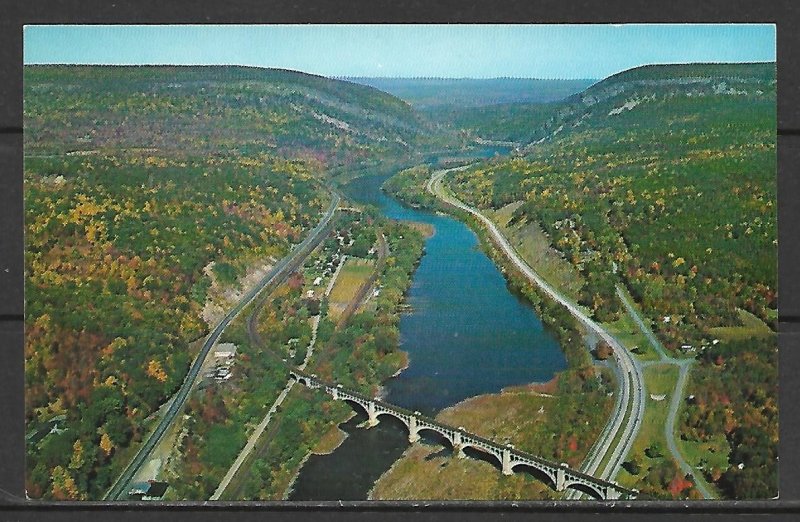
[289,151,567,500]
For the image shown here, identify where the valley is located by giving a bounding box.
[23,61,777,502]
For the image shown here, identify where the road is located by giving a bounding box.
[104,193,340,500]
[427,168,645,493]
[210,313,322,500]
[616,287,715,499]
[214,228,387,499]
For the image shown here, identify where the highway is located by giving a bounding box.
[427,168,645,494]
[104,193,340,500]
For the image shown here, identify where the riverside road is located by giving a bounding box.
[427,168,646,493]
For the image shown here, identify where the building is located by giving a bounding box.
[214,343,237,359]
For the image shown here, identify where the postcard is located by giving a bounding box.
[22,24,777,501]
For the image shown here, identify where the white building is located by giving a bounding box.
[214,343,237,359]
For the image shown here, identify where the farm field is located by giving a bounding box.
[326,258,376,322]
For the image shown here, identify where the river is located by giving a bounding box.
[288,149,566,500]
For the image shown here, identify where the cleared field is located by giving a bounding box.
[617,364,679,489]
[490,201,586,303]
[678,433,730,484]
[676,370,731,489]
[601,309,660,362]
[327,258,375,321]
[708,308,773,342]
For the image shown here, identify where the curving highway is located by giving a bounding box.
[104,193,340,500]
[427,168,645,495]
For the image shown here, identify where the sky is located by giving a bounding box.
[23,24,776,80]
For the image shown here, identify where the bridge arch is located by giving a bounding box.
[415,426,457,449]
[563,480,604,500]
[292,374,312,388]
[341,397,371,417]
[459,442,503,468]
[374,409,402,421]
[509,462,558,490]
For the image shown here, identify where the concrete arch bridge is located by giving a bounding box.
[289,370,637,501]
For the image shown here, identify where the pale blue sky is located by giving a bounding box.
[23,24,776,79]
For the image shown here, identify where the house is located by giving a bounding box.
[128,480,169,500]
[214,343,237,359]
[680,344,696,353]
[306,290,315,298]
[313,276,323,286]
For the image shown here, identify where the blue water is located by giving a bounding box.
[345,172,566,414]
[289,150,566,499]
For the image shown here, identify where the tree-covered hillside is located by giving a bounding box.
[446,62,777,499]
[24,65,428,165]
[452,62,775,145]
[22,65,429,500]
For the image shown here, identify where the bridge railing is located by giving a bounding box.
[289,369,635,496]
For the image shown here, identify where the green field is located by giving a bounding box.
[678,433,730,486]
[708,308,774,342]
[617,364,679,491]
[327,258,376,320]
[601,310,660,362]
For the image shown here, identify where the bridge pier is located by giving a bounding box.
[502,447,512,475]
[605,487,621,500]
[331,387,338,400]
[452,431,465,458]
[556,466,566,491]
[408,416,420,443]
[366,401,379,428]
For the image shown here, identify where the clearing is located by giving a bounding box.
[326,257,375,321]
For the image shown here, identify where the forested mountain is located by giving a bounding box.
[446,62,777,498]
[22,65,429,499]
[450,62,775,145]
[25,65,428,164]
[23,62,778,501]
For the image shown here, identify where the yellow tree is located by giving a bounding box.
[99,432,114,456]
[146,359,168,383]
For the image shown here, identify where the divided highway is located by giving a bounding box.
[104,194,340,500]
[427,168,645,493]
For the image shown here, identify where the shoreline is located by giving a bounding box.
[282,409,357,500]
[376,350,411,401]
[366,445,415,500]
